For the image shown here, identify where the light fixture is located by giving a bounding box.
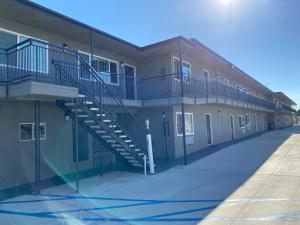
[120,61,124,68]
[65,115,70,121]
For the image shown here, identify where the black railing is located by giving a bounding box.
[138,74,275,110]
[280,104,296,113]
[0,39,291,112]
[2,39,149,152]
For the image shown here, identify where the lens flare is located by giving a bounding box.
[220,0,232,5]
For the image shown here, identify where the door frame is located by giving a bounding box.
[229,114,235,139]
[254,114,258,132]
[124,63,137,100]
[205,113,213,145]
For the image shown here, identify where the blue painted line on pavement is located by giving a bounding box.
[28,193,224,204]
[83,205,217,222]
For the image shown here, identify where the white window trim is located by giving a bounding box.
[19,122,46,141]
[172,56,192,83]
[238,115,246,129]
[176,112,194,136]
[91,54,120,85]
[205,113,214,145]
[0,27,49,74]
[245,114,251,126]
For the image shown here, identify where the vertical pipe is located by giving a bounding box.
[178,40,187,165]
[34,100,41,194]
[90,30,94,59]
[163,107,169,164]
[35,45,38,81]
[73,98,79,193]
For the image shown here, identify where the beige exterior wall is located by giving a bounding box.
[172,104,268,158]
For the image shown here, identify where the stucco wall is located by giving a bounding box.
[171,104,269,158]
[0,100,93,190]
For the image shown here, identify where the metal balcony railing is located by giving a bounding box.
[0,39,294,112]
[138,74,276,111]
[1,39,149,154]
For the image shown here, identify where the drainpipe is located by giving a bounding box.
[73,98,79,193]
[34,100,41,194]
[90,30,94,59]
[178,40,187,165]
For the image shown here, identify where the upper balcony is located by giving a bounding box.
[0,39,294,113]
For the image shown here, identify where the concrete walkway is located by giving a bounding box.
[1,126,300,225]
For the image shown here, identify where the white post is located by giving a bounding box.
[145,119,155,174]
[143,155,147,175]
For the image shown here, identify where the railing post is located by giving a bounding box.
[35,44,38,81]
[145,119,155,174]
[5,50,8,82]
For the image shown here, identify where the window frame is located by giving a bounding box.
[19,122,46,141]
[176,112,194,136]
[0,27,49,74]
[238,115,246,128]
[91,54,119,85]
[172,56,192,83]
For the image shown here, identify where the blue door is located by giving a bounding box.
[125,65,135,100]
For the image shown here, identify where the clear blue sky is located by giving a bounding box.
[32,0,300,108]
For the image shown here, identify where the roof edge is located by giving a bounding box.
[18,0,141,49]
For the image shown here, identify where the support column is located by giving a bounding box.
[34,100,41,194]
[178,40,187,165]
[72,98,79,193]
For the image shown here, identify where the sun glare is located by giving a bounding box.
[220,0,232,5]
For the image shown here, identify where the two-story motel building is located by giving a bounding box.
[0,0,296,198]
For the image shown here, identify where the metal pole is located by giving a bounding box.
[73,98,79,193]
[144,155,147,175]
[34,100,41,194]
[178,40,187,165]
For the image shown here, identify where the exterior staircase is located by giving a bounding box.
[54,53,147,169]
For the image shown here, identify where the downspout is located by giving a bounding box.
[178,39,187,165]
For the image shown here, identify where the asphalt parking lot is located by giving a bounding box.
[0,126,300,225]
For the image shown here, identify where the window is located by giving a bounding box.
[19,123,33,141]
[173,58,191,82]
[238,115,245,128]
[91,56,119,85]
[176,112,194,136]
[0,30,17,66]
[19,123,46,141]
[245,114,251,126]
